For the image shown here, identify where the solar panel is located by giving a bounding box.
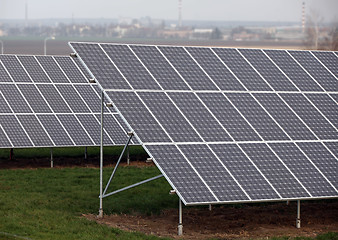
[0,54,137,148]
[69,42,338,205]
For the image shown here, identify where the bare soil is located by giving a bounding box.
[85,201,338,240]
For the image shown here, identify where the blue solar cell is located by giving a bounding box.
[0,125,12,148]
[74,85,104,113]
[130,45,190,90]
[169,92,232,142]
[17,115,53,147]
[210,144,280,200]
[306,94,338,129]
[0,84,32,113]
[17,56,51,83]
[159,46,218,90]
[264,50,323,91]
[146,144,218,204]
[106,91,171,143]
[186,47,245,91]
[0,115,32,147]
[0,55,31,82]
[254,93,316,140]
[269,142,337,197]
[38,115,74,146]
[289,51,337,92]
[56,85,91,113]
[0,93,12,113]
[54,56,88,83]
[240,143,309,199]
[226,93,289,141]
[73,56,92,80]
[37,84,72,113]
[36,56,69,83]
[324,142,338,158]
[101,44,161,90]
[138,92,202,142]
[311,51,338,78]
[198,93,260,141]
[179,144,249,201]
[239,49,298,91]
[213,48,272,91]
[0,60,13,82]
[70,42,131,90]
[281,93,338,140]
[17,84,52,113]
[297,142,338,189]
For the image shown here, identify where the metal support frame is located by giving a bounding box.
[178,199,183,235]
[9,148,13,161]
[296,200,301,228]
[98,90,104,218]
[84,146,88,160]
[127,145,130,165]
[102,133,133,197]
[50,148,53,168]
[209,204,212,211]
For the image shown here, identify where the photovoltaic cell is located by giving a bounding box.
[0,84,32,113]
[330,94,338,103]
[38,115,74,146]
[0,55,31,82]
[146,144,217,204]
[56,85,91,113]
[254,93,316,140]
[130,45,190,90]
[159,46,218,90]
[0,115,32,147]
[186,47,245,91]
[0,61,13,82]
[210,144,280,200]
[169,92,232,142]
[17,84,52,113]
[37,84,72,113]
[289,51,337,92]
[54,56,88,83]
[324,142,338,158]
[36,56,69,83]
[213,48,272,91]
[0,93,12,113]
[198,92,260,141]
[17,115,53,147]
[58,115,93,146]
[311,51,338,78]
[179,144,249,201]
[102,44,161,90]
[269,142,337,197]
[74,85,102,113]
[106,91,171,143]
[305,94,338,129]
[226,93,289,141]
[17,56,51,83]
[281,93,338,140]
[70,43,131,89]
[73,57,92,80]
[138,92,202,142]
[240,143,309,199]
[264,50,323,91]
[0,126,12,148]
[297,142,338,189]
[239,49,298,91]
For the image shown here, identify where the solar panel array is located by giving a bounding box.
[70,42,338,205]
[0,54,137,148]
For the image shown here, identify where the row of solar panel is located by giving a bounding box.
[148,141,337,205]
[70,43,338,92]
[0,55,91,83]
[0,113,131,148]
[106,91,338,143]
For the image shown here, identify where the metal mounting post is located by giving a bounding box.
[296,200,301,228]
[50,148,53,168]
[98,90,104,218]
[209,204,212,211]
[84,146,88,160]
[127,145,130,165]
[9,148,13,161]
[286,200,290,205]
[178,199,183,236]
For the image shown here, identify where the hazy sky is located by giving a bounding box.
[1,0,337,23]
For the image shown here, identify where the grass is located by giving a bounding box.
[0,165,175,240]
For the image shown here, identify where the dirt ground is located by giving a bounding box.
[85,201,338,240]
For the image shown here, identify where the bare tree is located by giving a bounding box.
[304,10,323,49]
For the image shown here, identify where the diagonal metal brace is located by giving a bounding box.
[102,132,133,196]
[102,174,163,198]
